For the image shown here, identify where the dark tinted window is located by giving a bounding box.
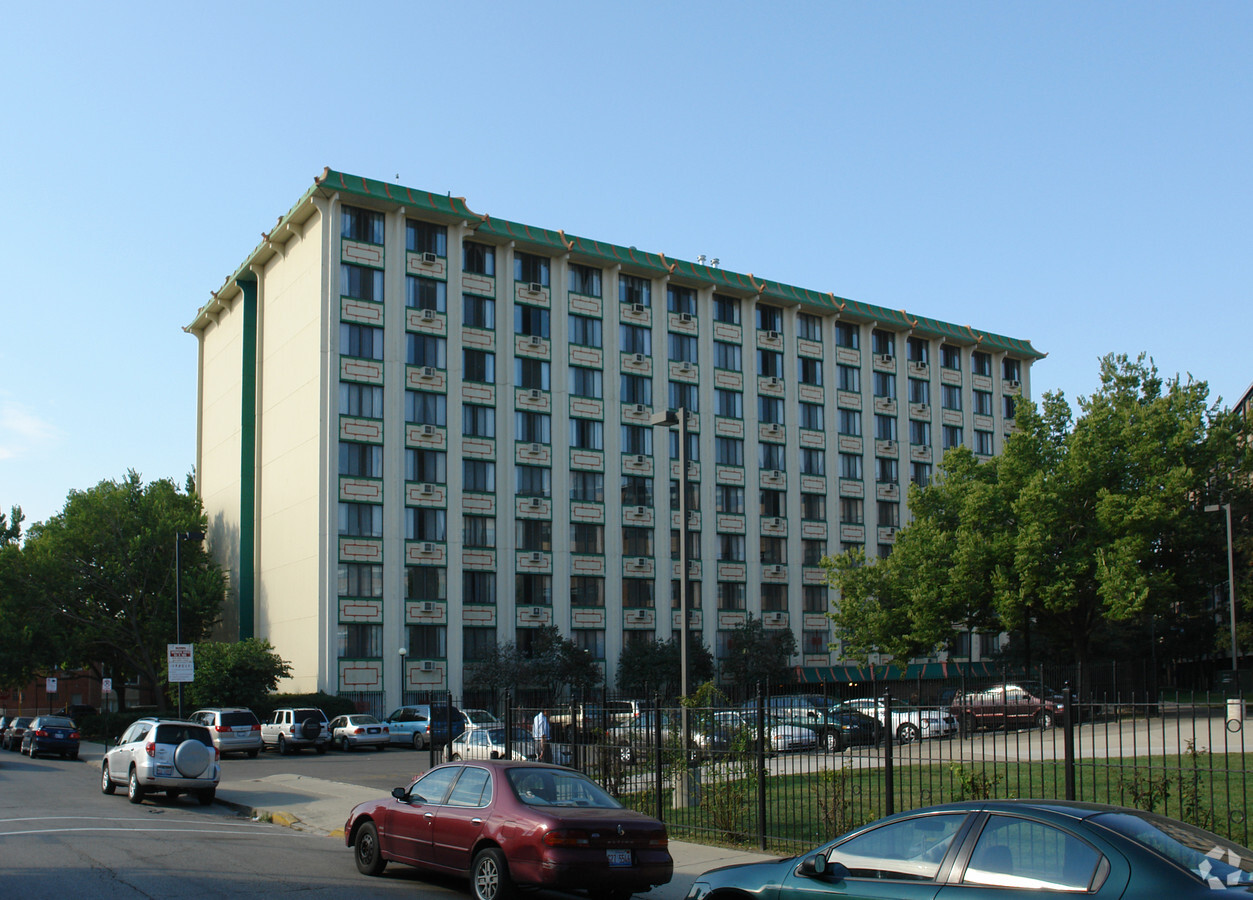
[41,717,75,728]
[154,724,213,746]
[220,711,259,727]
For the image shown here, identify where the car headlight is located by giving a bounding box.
[686,881,712,899]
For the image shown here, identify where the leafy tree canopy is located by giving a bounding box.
[183,638,291,710]
[615,635,715,700]
[718,616,797,692]
[465,625,604,701]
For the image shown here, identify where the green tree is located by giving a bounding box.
[615,636,715,700]
[465,626,605,702]
[0,505,48,687]
[719,616,797,692]
[183,639,291,709]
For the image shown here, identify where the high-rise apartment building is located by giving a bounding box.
[188,169,1043,708]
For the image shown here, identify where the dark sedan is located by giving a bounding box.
[21,716,80,759]
[2,716,33,751]
[345,759,672,900]
[825,709,882,750]
[686,798,1253,899]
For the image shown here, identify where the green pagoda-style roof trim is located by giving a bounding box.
[192,168,1044,361]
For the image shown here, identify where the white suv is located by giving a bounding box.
[101,718,220,805]
[261,707,330,754]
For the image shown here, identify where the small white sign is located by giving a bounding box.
[102,678,113,694]
[46,677,58,693]
[168,644,195,683]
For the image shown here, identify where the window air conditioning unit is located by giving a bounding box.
[770,565,785,575]
[631,303,646,314]
[420,660,435,671]
[528,282,543,294]
[679,362,692,373]
[632,353,645,364]
[679,312,693,324]
[885,440,896,450]
[634,506,647,516]
[422,251,437,264]
[768,377,781,388]
[770,469,782,480]
[878,353,894,364]
[420,366,436,378]
[420,483,434,495]
[528,389,542,400]
[422,424,436,436]
[529,551,543,563]
[531,606,544,616]
[528,442,541,454]
[1007,379,1021,389]
[528,335,542,347]
[528,497,543,509]
[767,330,780,341]
[421,309,437,321]
[633,454,647,465]
[910,361,926,372]
[772,517,783,527]
[916,403,930,415]
[420,601,435,613]
[420,542,436,554]
[768,423,782,435]
[632,403,646,414]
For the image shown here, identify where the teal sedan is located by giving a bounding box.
[686,799,1253,899]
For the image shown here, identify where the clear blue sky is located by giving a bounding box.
[2,2,1249,528]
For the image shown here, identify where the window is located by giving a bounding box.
[516,519,552,551]
[463,571,495,605]
[971,350,991,376]
[830,813,967,881]
[841,541,864,557]
[463,459,495,492]
[570,523,604,554]
[669,479,700,512]
[339,382,384,418]
[941,384,962,410]
[406,507,447,542]
[909,378,930,405]
[840,498,863,524]
[872,329,895,356]
[873,372,896,398]
[574,629,606,660]
[668,333,698,363]
[619,273,651,307]
[878,502,900,528]
[620,323,652,355]
[757,349,783,377]
[756,304,782,332]
[669,381,698,412]
[515,304,550,338]
[515,411,550,443]
[798,357,823,386]
[569,417,603,450]
[568,263,602,297]
[717,582,745,610]
[514,252,549,287]
[838,409,861,436]
[760,489,785,517]
[464,626,497,660]
[516,573,552,606]
[875,415,897,441]
[802,541,826,567]
[571,576,604,607]
[911,462,932,487]
[407,333,447,369]
[1003,357,1021,382]
[838,364,860,392]
[758,396,784,424]
[801,448,825,475]
[801,493,826,520]
[670,530,701,559]
[836,321,859,349]
[715,388,743,419]
[622,527,652,557]
[462,293,495,329]
[803,629,830,655]
[718,533,746,562]
[962,815,1101,891]
[407,624,447,658]
[405,390,446,425]
[570,366,603,399]
[799,402,824,430]
[621,476,652,506]
[516,465,551,497]
[877,543,894,560]
[342,206,384,243]
[840,453,863,480]
[759,442,785,470]
[940,344,961,370]
[407,565,447,601]
[1003,395,1017,419]
[621,424,652,455]
[797,312,821,341]
[407,219,446,256]
[338,563,383,598]
[623,579,654,608]
[515,357,549,390]
[569,314,602,348]
[713,294,740,324]
[973,389,993,415]
[713,341,742,370]
[943,425,963,449]
[910,420,931,445]
[715,630,734,658]
[762,584,787,611]
[621,373,651,404]
[974,430,994,455]
[463,241,495,276]
[341,263,383,302]
[340,323,383,360]
[406,275,446,311]
[667,285,696,315]
[462,404,495,437]
[339,501,382,537]
[463,515,495,548]
[716,485,745,514]
[907,337,929,363]
[339,441,382,478]
[340,624,383,658]
[761,537,786,565]
[876,457,898,484]
[570,471,604,503]
[405,448,446,483]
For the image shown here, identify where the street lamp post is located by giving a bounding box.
[398,646,408,708]
[1205,503,1239,673]
[174,530,205,718]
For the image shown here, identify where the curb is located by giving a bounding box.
[214,795,321,836]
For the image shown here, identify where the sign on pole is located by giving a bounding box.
[167,644,195,683]
[46,677,58,693]
[102,678,112,694]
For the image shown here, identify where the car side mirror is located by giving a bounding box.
[392,786,410,801]
[798,853,848,880]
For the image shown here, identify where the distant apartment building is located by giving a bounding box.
[187,169,1043,708]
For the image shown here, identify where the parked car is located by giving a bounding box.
[345,760,672,900]
[949,681,1067,732]
[823,710,883,750]
[2,716,33,751]
[685,798,1253,899]
[459,708,502,731]
[450,726,537,761]
[832,697,958,743]
[21,715,81,759]
[188,707,263,758]
[383,703,465,749]
[743,696,853,751]
[101,717,220,805]
[550,698,648,740]
[261,707,330,754]
[713,710,818,752]
[329,714,390,751]
[607,711,734,763]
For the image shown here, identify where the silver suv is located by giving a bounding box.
[189,707,263,758]
[261,707,330,754]
[101,718,220,805]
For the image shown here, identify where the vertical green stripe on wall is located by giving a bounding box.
[237,278,258,640]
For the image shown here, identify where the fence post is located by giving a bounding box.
[504,690,512,761]
[1063,683,1076,801]
[756,682,767,851]
[653,693,663,824]
[884,689,895,816]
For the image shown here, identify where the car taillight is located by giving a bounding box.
[70,731,80,740]
[34,729,48,737]
[382,726,389,733]
[648,833,669,849]
[251,723,261,731]
[145,741,156,757]
[543,829,590,847]
[215,725,231,732]
[353,728,365,735]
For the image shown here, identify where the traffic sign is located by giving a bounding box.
[167,644,195,683]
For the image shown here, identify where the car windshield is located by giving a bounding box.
[42,717,74,727]
[154,724,212,746]
[508,768,625,808]
[293,708,324,720]
[220,711,257,726]
[351,715,380,725]
[1092,811,1253,885]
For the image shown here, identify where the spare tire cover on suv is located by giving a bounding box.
[174,739,210,777]
[299,717,321,740]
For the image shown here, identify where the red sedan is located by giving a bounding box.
[344,759,672,900]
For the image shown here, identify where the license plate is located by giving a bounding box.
[156,766,173,776]
[607,849,632,867]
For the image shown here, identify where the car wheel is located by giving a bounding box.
[897,723,921,744]
[340,736,352,752]
[128,769,145,804]
[277,735,288,755]
[247,748,259,759]
[823,731,841,752]
[472,847,515,900]
[27,746,37,758]
[412,733,424,750]
[1037,710,1055,729]
[354,821,387,876]
[101,761,116,795]
[198,788,215,806]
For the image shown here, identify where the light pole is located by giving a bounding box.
[174,530,205,718]
[398,646,408,707]
[1205,503,1239,673]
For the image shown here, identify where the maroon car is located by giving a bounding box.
[344,759,672,900]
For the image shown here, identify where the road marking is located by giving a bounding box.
[0,815,273,828]
[0,826,298,837]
